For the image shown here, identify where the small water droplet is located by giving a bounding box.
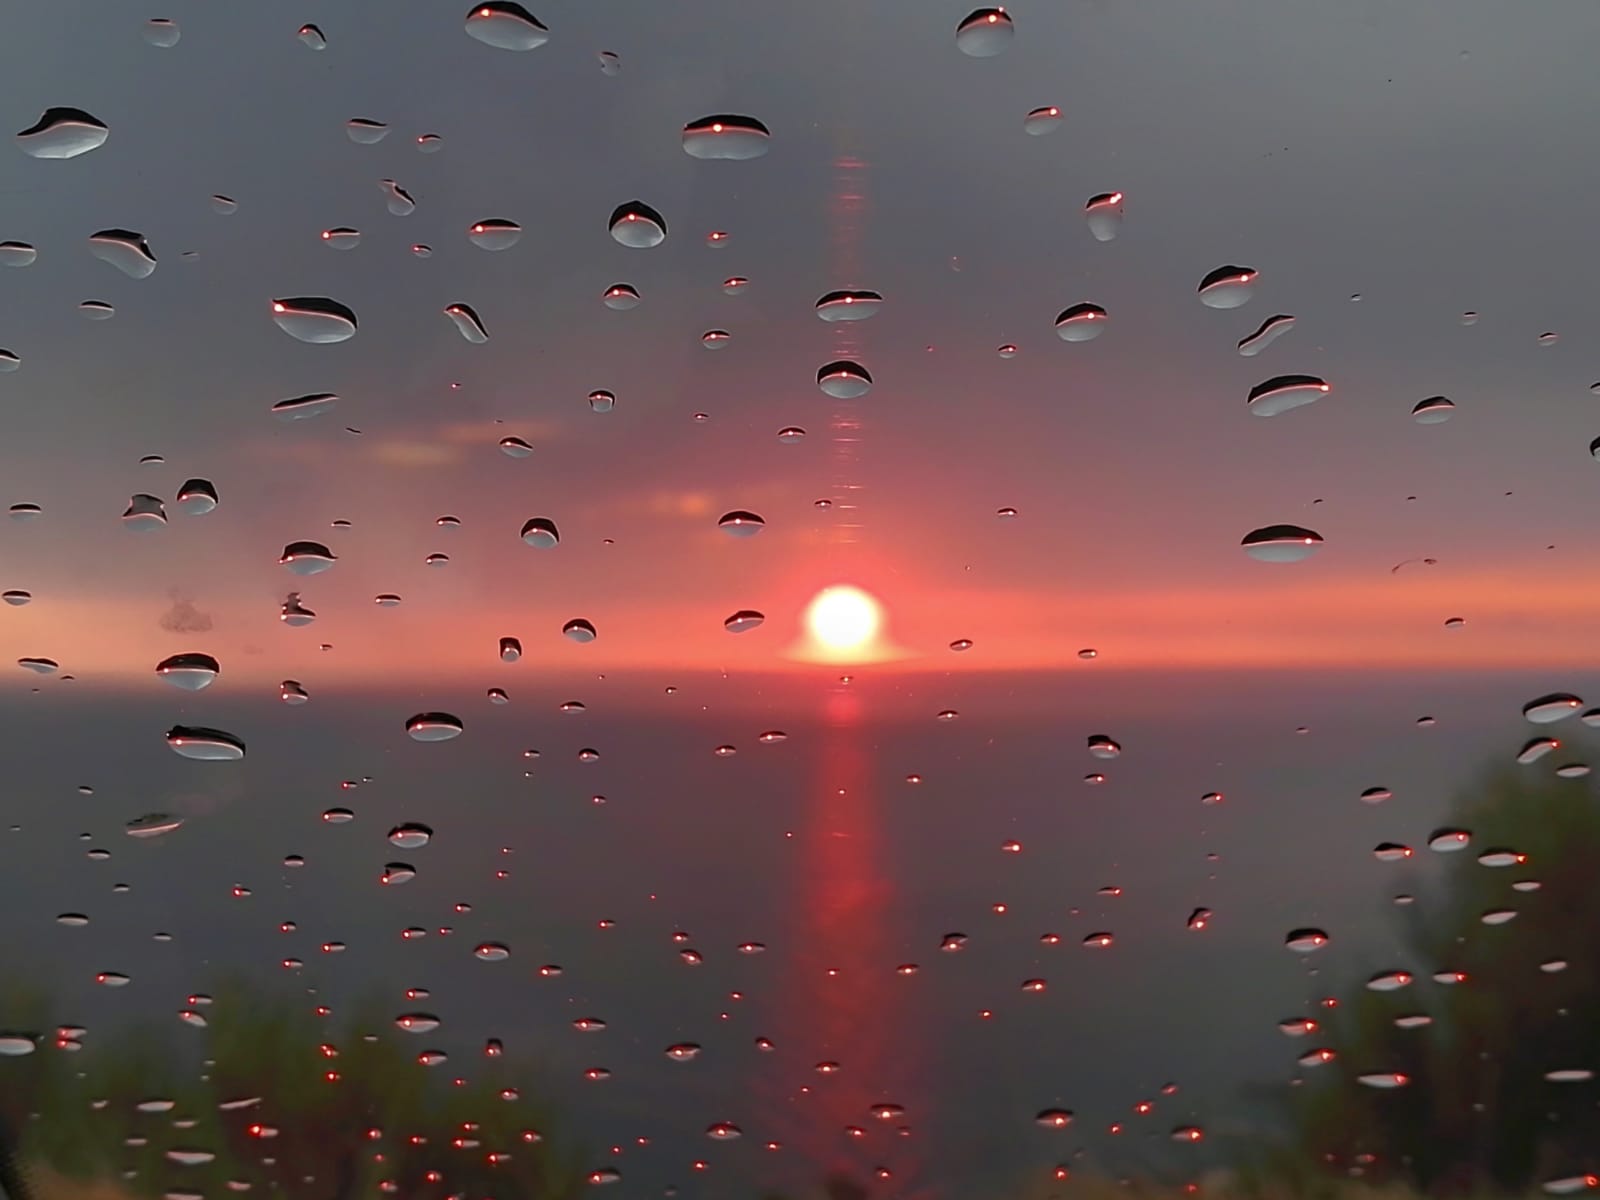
[609,201,667,248]
[955,7,1015,56]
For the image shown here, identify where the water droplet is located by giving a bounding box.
[1022,105,1063,136]
[175,479,217,515]
[499,436,534,458]
[724,610,765,634]
[464,2,549,50]
[272,393,337,423]
[1241,525,1323,563]
[396,1013,440,1033]
[88,229,157,278]
[142,18,180,46]
[500,637,522,663]
[271,297,357,344]
[1087,735,1122,759]
[0,1035,36,1057]
[1054,303,1107,341]
[777,426,806,444]
[381,862,416,885]
[345,119,390,145]
[1413,395,1455,424]
[1366,970,1412,992]
[1539,331,1560,346]
[280,541,337,575]
[815,289,883,321]
[521,517,560,547]
[416,133,444,152]
[79,299,115,319]
[380,179,416,216]
[156,653,219,690]
[665,1043,701,1062]
[388,824,433,850]
[701,329,732,349]
[587,389,616,413]
[1237,314,1295,357]
[297,23,326,49]
[444,303,489,343]
[1,590,31,606]
[280,593,316,626]
[1197,265,1257,309]
[718,510,765,536]
[955,7,1015,56]
[563,618,597,643]
[1525,693,1583,723]
[474,942,510,961]
[682,115,771,160]
[321,227,361,250]
[125,813,182,839]
[468,219,522,250]
[706,1122,742,1140]
[166,726,246,761]
[598,50,621,74]
[16,108,109,159]
[818,360,873,398]
[602,283,641,310]
[122,494,167,531]
[1285,928,1329,953]
[949,638,973,652]
[406,712,463,742]
[1246,374,1330,416]
[721,276,749,296]
[609,201,667,248]
[1428,827,1471,853]
[0,241,37,267]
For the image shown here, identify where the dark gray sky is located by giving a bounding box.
[4,2,1600,1197]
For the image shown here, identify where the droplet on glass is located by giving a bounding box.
[701,329,732,349]
[681,115,771,161]
[1087,735,1122,759]
[16,108,108,159]
[1285,928,1329,953]
[1023,105,1062,135]
[1246,374,1330,417]
[521,518,559,547]
[1524,693,1583,724]
[122,494,167,531]
[88,229,156,279]
[724,610,765,634]
[1,591,31,606]
[321,227,361,250]
[297,23,326,49]
[271,297,357,344]
[1237,314,1296,357]
[416,133,444,152]
[1241,525,1323,563]
[718,510,765,536]
[464,2,549,50]
[500,637,522,663]
[1083,192,1124,242]
[279,680,309,705]
[818,360,872,398]
[1054,303,1107,342]
[156,653,219,690]
[499,436,534,458]
[1413,395,1455,424]
[0,241,38,267]
[955,7,1015,56]
[1197,265,1258,309]
[609,201,667,248]
[602,283,641,310]
[142,18,180,46]
[346,118,389,144]
[273,392,337,420]
[166,726,245,761]
[80,300,115,319]
[815,289,883,321]
[280,541,337,575]
[468,219,522,250]
[380,179,416,216]
[563,619,597,643]
[777,426,806,444]
[598,50,620,74]
[444,303,489,343]
[406,713,464,742]
[174,480,217,515]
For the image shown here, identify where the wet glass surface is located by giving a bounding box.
[5,4,1600,1199]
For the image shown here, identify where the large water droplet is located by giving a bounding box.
[818,360,872,398]
[1083,193,1123,242]
[0,241,37,267]
[406,713,464,742]
[1412,395,1455,424]
[142,18,180,46]
[464,2,549,49]
[718,510,764,536]
[681,115,771,160]
[156,653,219,690]
[122,494,167,531]
[1524,693,1583,724]
[297,23,326,49]
[380,179,416,216]
[468,219,522,250]
[271,297,357,344]
[1237,314,1295,357]
[166,726,246,761]
[955,8,1015,56]
[346,118,388,144]
[89,230,157,278]
[563,619,597,643]
[388,823,433,849]
[815,289,883,321]
[609,201,667,248]
[16,108,108,159]
[1054,304,1107,341]
[602,283,641,310]
[1246,375,1329,417]
[724,610,765,634]
[1241,525,1323,563]
[175,479,217,515]
[280,541,337,575]
[1197,265,1257,309]
[521,517,559,547]
[444,303,489,343]
[321,227,361,250]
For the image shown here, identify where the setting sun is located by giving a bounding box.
[805,586,883,653]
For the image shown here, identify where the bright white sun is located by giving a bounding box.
[804,585,882,652]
